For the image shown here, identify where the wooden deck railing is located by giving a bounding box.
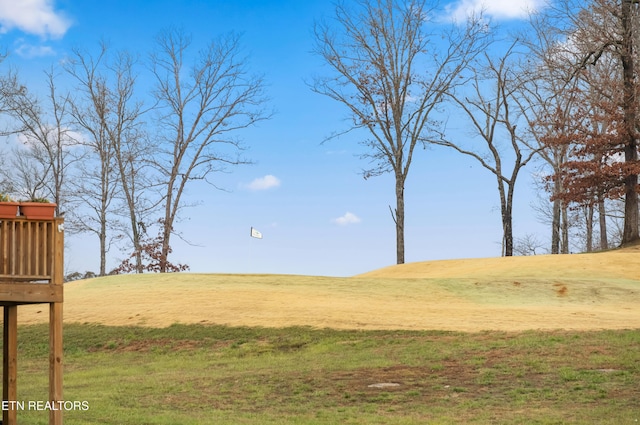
[0,217,64,303]
[0,216,64,425]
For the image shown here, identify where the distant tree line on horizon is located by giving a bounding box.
[1,0,639,276]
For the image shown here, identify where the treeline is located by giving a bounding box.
[1,1,640,275]
[311,0,640,261]
[0,28,269,276]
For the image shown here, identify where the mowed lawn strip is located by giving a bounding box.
[9,323,640,424]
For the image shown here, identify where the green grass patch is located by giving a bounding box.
[4,324,640,424]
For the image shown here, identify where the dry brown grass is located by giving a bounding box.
[356,243,640,280]
[19,245,640,331]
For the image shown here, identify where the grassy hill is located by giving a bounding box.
[20,245,640,331]
[8,246,640,425]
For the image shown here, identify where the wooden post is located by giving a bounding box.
[49,302,63,425]
[50,218,64,425]
[3,305,18,425]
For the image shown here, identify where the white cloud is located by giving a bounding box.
[0,0,71,39]
[332,212,361,226]
[445,0,546,21]
[15,42,55,58]
[245,175,281,191]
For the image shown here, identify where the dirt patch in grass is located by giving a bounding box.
[88,338,212,353]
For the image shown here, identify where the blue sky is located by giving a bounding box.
[0,0,550,276]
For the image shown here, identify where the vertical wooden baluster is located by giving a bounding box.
[3,305,18,425]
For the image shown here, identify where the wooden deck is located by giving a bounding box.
[0,217,64,425]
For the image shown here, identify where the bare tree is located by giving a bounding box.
[67,43,156,274]
[67,49,121,276]
[311,0,490,264]
[530,181,572,252]
[0,145,49,199]
[435,43,539,256]
[522,77,577,255]
[67,148,118,276]
[2,68,77,213]
[516,15,580,254]
[0,57,23,116]
[513,233,546,256]
[150,28,269,272]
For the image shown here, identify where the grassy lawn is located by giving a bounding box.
[7,323,640,424]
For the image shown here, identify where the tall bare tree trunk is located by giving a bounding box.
[561,204,570,253]
[551,198,561,254]
[393,173,405,264]
[598,196,608,250]
[160,182,174,273]
[498,176,515,257]
[621,0,640,244]
[99,213,107,275]
[585,204,594,252]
